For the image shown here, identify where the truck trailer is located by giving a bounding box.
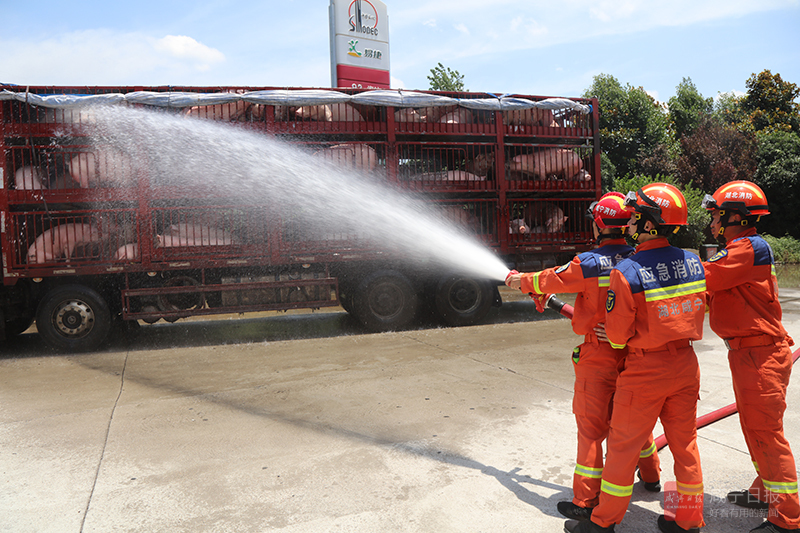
[0,85,600,351]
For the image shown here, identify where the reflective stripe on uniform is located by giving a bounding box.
[763,479,799,494]
[532,272,542,295]
[609,341,626,350]
[598,275,610,288]
[601,479,633,498]
[676,481,704,496]
[640,441,657,459]
[644,280,706,302]
[575,464,603,479]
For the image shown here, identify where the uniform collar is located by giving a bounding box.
[596,238,628,248]
[729,227,758,242]
[635,236,671,252]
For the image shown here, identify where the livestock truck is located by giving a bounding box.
[0,85,600,351]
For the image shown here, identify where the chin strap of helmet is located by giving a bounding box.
[595,228,624,244]
[716,209,761,236]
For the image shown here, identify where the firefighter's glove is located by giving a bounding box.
[505,270,521,290]
[531,293,552,313]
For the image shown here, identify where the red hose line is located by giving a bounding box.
[545,296,799,452]
[654,345,800,451]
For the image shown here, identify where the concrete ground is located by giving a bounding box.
[2,287,800,533]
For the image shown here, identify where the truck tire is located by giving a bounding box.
[36,285,112,352]
[434,275,493,327]
[352,270,419,332]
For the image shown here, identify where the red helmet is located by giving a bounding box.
[587,192,629,229]
[701,180,769,216]
[624,183,688,226]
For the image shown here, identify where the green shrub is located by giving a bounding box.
[763,234,800,263]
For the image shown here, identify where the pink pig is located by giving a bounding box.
[295,104,364,122]
[503,108,558,127]
[157,224,236,247]
[509,148,584,181]
[317,144,378,172]
[27,223,101,264]
[15,166,45,190]
[69,147,135,188]
[438,108,473,124]
[530,203,568,234]
[113,243,140,260]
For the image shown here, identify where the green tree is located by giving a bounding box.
[427,63,465,92]
[742,70,800,133]
[713,91,749,130]
[676,115,757,194]
[668,78,713,140]
[583,74,675,178]
[753,130,800,239]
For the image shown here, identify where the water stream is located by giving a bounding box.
[85,106,511,282]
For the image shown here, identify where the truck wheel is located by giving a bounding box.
[36,285,112,352]
[434,276,493,327]
[352,270,419,332]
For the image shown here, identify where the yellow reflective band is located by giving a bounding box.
[609,341,626,350]
[772,265,777,277]
[533,272,542,295]
[644,184,683,208]
[719,182,766,201]
[575,464,603,479]
[763,479,799,494]
[754,460,760,472]
[644,280,706,302]
[640,441,657,458]
[601,479,634,498]
[676,481,704,495]
[598,275,610,288]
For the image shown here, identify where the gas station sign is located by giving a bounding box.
[329,0,390,89]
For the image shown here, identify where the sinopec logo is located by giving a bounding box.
[349,0,379,37]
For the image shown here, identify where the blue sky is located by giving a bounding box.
[1,0,799,104]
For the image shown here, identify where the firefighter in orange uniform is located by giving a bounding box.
[565,184,706,533]
[701,181,799,533]
[505,193,661,522]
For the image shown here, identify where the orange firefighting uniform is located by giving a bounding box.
[519,238,660,509]
[704,228,800,530]
[590,237,706,530]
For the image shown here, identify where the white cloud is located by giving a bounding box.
[454,23,470,35]
[0,30,225,85]
[154,35,225,71]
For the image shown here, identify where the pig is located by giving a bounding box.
[530,203,568,234]
[508,148,584,181]
[157,224,237,247]
[316,144,379,172]
[509,218,530,234]
[15,166,45,190]
[295,104,364,122]
[394,108,424,123]
[69,147,135,188]
[422,106,456,122]
[113,243,140,260]
[27,223,102,264]
[438,108,473,124]
[440,205,481,233]
[183,101,251,122]
[503,108,558,127]
[465,153,495,177]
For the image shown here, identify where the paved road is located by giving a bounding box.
[2,288,800,532]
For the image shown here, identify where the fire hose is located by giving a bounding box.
[540,293,800,452]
